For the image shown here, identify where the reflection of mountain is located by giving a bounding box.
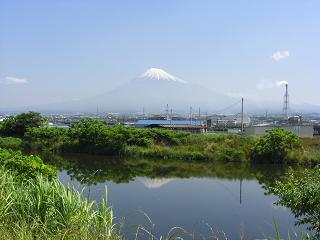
[138,177,175,189]
[42,152,294,187]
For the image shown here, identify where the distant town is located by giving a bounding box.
[1,109,319,137]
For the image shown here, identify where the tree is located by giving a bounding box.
[0,112,46,137]
[270,167,320,234]
[252,128,302,163]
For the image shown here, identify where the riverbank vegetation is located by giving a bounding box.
[268,167,320,236]
[0,110,318,238]
[0,169,119,240]
[0,148,55,179]
[0,148,120,239]
[1,112,320,165]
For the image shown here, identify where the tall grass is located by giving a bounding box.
[0,167,121,240]
[264,222,313,240]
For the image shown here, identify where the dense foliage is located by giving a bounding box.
[24,119,193,155]
[67,119,129,154]
[24,127,68,152]
[0,112,46,137]
[270,167,320,235]
[20,118,253,161]
[0,148,56,179]
[0,137,23,150]
[252,128,302,163]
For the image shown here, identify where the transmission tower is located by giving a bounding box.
[283,84,289,118]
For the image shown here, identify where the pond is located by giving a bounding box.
[44,153,309,239]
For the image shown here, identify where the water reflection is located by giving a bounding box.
[43,152,291,186]
[42,153,308,239]
[138,178,175,189]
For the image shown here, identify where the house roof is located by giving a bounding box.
[135,119,203,126]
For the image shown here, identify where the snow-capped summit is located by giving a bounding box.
[140,68,187,83]
[18,67,236,112]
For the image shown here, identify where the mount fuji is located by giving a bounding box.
[4,68,239,113]
[71,67,236,112]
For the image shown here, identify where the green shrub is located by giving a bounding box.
[67,119,128,154]
[24,127,68,152]
[252,128,302,163]
[0,137,23,150]
[0,148,56,179]
[270,167,320,234]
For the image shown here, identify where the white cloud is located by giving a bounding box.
[276,80,288,86]
[257,79,288,90]
[271,50,290,61]
[3,76,28,85]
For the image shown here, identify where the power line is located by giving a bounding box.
[214,99,242,114]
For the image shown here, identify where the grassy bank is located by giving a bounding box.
[0,148,121,240]
[0,169,120,240]
[1,114,320,165]
[0,149,316,239]
[123,133,254,162]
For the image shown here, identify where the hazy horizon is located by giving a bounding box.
[1,1,319,111]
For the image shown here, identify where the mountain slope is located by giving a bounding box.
[81,68,236,112]
[5,68,317,114]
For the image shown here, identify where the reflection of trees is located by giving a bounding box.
[43,153,136,184]
[42,152,316,234]
[41,152,297,187]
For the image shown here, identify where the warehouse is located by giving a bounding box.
[134,119,206,133]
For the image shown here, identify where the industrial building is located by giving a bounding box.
[207,113,251,128]
[134,119,206,133]
[245,125,314,137]
[314,125,320,136]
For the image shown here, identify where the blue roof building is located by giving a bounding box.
[134,119,206,133]
[135,119,203,127]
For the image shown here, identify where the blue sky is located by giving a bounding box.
[0,0,319,108]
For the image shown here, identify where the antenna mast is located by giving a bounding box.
[241,98,244,134]
[283,84,289,119]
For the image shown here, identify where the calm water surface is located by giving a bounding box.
[44,153,308,239]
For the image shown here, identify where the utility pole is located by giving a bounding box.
[170,108,173,129]
[166,104,169,120]
[205,112,208,126]
[190,107,192,124]
[142,106,145,120]
[241,98,244,135]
